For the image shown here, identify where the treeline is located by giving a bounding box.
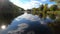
[31,4,58,14]
[28,4,59,20]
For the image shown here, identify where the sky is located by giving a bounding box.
[9,0,56,10]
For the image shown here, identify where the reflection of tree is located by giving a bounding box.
[48,18,60,34]
[27,31,35,34]
[49,14,56,20]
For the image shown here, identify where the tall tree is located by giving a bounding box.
[43,4,48,19]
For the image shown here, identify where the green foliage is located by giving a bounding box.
[31,4,60,20]
[32,8,40,15]
[32,8,36,15]
[42,4,48,18]
[43,4,48,11]
[49,5,58,11]
[39,4,44,11]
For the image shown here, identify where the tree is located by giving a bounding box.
[43,4,48,19]
[49,5,58,11]
[39,4,44,11]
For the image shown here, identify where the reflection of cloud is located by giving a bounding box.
[0,12,54,34]
[15,12,40,21]
[1,13,40,34]
[18,23,29,29]
[27,30,35,34]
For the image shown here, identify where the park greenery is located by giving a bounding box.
[31,4,60,20]
[0,1,60,34]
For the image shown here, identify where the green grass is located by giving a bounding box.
[55,11,60,15]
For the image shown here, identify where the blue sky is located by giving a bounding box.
[9,0,56,10]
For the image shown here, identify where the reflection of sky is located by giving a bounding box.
[9,0,56,10]
[0,12,54,34]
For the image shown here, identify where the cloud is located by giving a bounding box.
[41,0,47,2]
[9,0,55,10]
[48,4,53,7]
[9,0,42,10]
[22,1,42,10]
